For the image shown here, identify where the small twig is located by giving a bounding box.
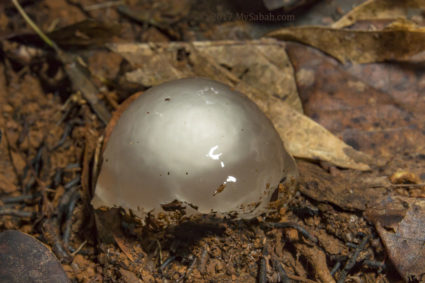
[0,208,34,218]
[71,240,87,256]
[389,183,425,188]
[91,135,104,193]
[346,242,358,249]
[65,163,81,170]
[186,257,197,277]
[27,161,53,216]
[17,119,29,146]
[1,193,40,204]
[32,144,45,176]
[337,235,370,283]
[57,101,75,125]
[64,176,81,190]
[258,257,267,283]
[53,168,64,188]
[12,0,111,124]
[367,183,425,188]
[160,255,176,271]
[330,261,341,276]
[11,0,60,52]
[23,176,36,194]
[198,247,208,274]
[62,60,111,124]
[274,261,291,283]
[84,1,124,11]
[63,190,80,248]
[58,186,79,221]
[362,259,386,271]
[177,256,197,282]
[258,246,268,283]
[52,120,84,151]
[42,218,72,262]
[52,123,73,150]
[156,239,163,266]
[263,222,318,243]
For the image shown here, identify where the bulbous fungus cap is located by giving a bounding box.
[92,78,298,218]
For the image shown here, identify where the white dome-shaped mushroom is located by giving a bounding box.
[92,78,297,218]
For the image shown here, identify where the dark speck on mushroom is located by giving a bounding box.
[165,98,171,101]
[213,184,226,196]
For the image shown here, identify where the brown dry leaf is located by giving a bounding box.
[109,40,371,170]
[48,19,122,49]
[9,20,122,50]
[117,0,191,26]
[110,40,302,112]
[60,52,111,124]
[113,233,139,263]
[365,196,425,282]
[298,161,385,211]
[192,40,302,112]
[332,0,425,29]
[267,22,425,63]
[389,170,421,185]
[286,41,425,162]
[267,101,371,170]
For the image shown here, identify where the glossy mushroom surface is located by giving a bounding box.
[92,78,297,218]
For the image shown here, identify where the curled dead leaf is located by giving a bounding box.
[332,0,424,29]
[366,196,425,281]
[267,23,425,63]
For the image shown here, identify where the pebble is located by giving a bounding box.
[0,230,70,283]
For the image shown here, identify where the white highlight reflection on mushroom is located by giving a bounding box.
[226,176,237,183]
[92,78,298,218]
[207,145,222,160]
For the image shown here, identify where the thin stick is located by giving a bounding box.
[84,1,124,11]
[337,235,370,283]
[12,0,111,125]
[160,255,176,270]
[389,183,425,188]
[274,261,291,283]
[258,256,267,283]
[71,240,87,256]
[11,0,60,52]
[264,222,318,243]
[367,183,425,188]
[0,208,34,218]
